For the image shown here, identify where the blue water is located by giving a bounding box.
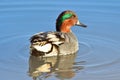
[0,0,120,80]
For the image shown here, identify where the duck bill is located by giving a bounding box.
[75,20,87,28]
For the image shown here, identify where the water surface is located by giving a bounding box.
[0,0,120,80]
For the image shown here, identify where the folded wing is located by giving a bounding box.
[30,32,66,53]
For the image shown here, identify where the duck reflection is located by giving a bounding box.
[28,52,84,80]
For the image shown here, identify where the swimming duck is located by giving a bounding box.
[30,10,87,57]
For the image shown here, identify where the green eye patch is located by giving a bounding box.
[58,13,73,26]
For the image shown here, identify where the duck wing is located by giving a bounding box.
[30,31,67,53]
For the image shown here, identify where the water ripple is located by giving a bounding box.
[0,34,120,79]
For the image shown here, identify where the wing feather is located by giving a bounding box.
[30,32,66,53]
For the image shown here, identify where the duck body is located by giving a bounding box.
[30,31,78,57]
[30,10,87,57]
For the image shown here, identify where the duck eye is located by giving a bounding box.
[72,15,76,18]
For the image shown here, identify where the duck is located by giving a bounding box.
[30,10,87,57]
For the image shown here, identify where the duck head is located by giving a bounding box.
[56,10,87,33]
